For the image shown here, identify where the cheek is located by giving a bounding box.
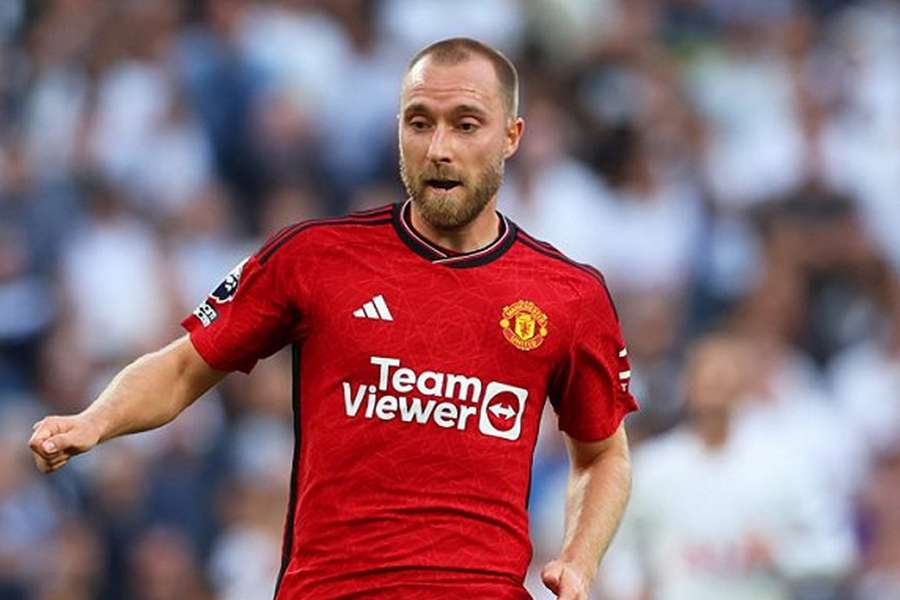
[476,133,507,159]
[399,131,427,157]
[466,139,506,172]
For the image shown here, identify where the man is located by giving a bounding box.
[29,38,637,599]
[599,334,854,600]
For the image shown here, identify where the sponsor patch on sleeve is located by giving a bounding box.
[193,301,218,327]
[209,257,249,304]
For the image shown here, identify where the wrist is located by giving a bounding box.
[556,554,594,588]
[79,410,109,445]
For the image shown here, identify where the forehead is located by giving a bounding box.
[401,55,503,114]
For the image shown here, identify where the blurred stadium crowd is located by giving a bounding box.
[1,0,899,599]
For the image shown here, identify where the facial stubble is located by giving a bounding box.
[399,150,505,231]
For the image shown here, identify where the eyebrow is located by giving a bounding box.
[402,103,489,119]
[451,104,488,119]
[402,103,432,118]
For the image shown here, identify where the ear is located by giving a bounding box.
[504,117,525,160]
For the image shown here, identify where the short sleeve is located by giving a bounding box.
[181,242,304,374]
[548,282,639,441]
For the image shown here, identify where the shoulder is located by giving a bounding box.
[512,224,618,313]
[256,204,395,265]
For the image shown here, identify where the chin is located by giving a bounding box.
[418,198,475,230]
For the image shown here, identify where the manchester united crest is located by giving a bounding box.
[500,300,549,351]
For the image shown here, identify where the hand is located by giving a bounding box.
[29,415,102,473]
[541,559,590,600]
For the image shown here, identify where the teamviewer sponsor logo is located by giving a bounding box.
[340,356,528,441]
[479,382,527,440]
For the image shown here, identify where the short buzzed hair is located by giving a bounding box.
[406,37,519,118]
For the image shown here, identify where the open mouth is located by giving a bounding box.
[426,179,461,191]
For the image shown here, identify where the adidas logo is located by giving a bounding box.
[353,294,394,321]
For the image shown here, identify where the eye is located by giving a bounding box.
[458,121,479,133]
[408,119,430,131]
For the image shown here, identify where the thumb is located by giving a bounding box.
[30,417,72,457]
[43,431,77,455]
[46,427,99,457]
[43,420,98,457]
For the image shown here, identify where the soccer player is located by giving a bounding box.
[29,38,638,599]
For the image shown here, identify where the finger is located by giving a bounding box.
[542,564,563,594]
[34,457,48,473]
[558,567,587,600]
[41,447,70,468]
[47,457,69,473]
[47,451,69,466]
[29,425,49,447]
[29,419,65,452]
[36,417,66,437]
[30,433,60,458]
[42,432,79,457]
[31,433,64,458]
[29,431,54,458]
[34,453,53,474]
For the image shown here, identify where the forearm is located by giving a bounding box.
[82,336,224,443]
[559,432,633,583]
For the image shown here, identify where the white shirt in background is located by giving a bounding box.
[600,425,856,600]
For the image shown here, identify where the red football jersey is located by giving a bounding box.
[182,201,638,599]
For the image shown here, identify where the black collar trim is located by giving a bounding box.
[391,200,517,268]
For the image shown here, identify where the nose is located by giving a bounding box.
[426,124,452,164]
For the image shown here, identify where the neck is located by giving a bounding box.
[409,197,501,254]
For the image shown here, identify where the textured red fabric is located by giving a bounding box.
[182,202,638,599]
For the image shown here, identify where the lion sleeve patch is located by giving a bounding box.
[190,257,249,328]
[209,257,249,304]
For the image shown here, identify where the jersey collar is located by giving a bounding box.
[392,200,517,268]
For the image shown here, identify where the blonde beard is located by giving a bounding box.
[400,154,504,231]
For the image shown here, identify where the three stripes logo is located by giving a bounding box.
[353,294,393,321]
[618,348,630,392]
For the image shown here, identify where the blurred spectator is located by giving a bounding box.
[0,141,70,391]
[60,177,172,362]
[615,292,685,439]
[828,267,900,481]
[33,520,106,600]
[503,94,615,264]
[855,446,900,600]
[0,406,61,598]
[378,0,526,56]
[600,334,855,600]
[129,92,214,217]
[688,10,810,206]
[165,182,253,317]
[208,462,287,600]
[127,526,213,600]
[2,1,899,598]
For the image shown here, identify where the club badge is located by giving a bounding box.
[500,300,548,351]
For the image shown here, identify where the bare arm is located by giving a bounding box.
[542,424,633,600]
[29,335,226,473]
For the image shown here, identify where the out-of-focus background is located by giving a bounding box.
[1,0,899,599]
